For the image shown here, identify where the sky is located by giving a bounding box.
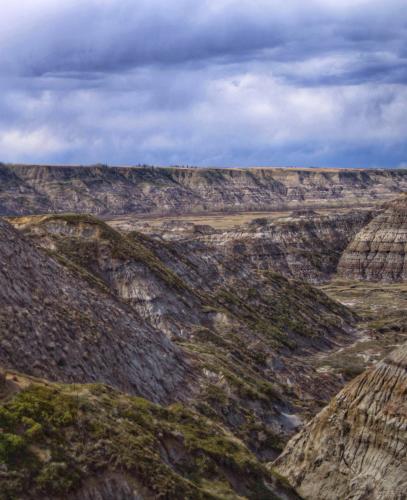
[0,0,406,168]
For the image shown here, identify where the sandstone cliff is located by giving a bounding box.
[273,341,407,499]
[1,164,406,216]
[338,194,406,282]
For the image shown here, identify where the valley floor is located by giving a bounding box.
[106,206,374,231]
[314,280,407,380]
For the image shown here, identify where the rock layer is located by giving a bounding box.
[274,341,407,499]
[338,194,407,282]
[10,213,357,353]
[143,210,374,284]
[0,164,406,216]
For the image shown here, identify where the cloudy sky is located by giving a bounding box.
[0,0,406,168]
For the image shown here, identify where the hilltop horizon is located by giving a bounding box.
[2,162,406,172]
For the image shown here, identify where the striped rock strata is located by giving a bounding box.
[274,341,407,499]
[338,194,406,282]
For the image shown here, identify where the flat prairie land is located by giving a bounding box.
[107,210,289,230]
[320,279,407,330]
[106,206,372,232]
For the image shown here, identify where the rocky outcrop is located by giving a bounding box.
[146,210,374,284]
[0,164,406,216]
[338,194,407,282]
[274,341,407,499]
[10,214,207,340]
[1,165,406,499]
[0,218,191,404]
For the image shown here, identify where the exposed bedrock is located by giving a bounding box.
[338,194,407,282]
[274,341,407,499]
[149,210,375,284]
[8,213,360,458]
[1,163,406,216]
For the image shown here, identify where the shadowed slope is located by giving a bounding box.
[0,218,192,404]
[8,213,361,459]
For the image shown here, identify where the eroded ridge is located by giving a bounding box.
[338,194,407,282]
[274,341,407,499]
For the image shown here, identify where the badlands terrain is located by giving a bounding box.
[0,165,406,499]
[1,163,407,216]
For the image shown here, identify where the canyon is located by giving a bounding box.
[0,165,405,499]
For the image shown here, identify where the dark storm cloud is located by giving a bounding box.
[2,0,406,83]
[0,0,406,167]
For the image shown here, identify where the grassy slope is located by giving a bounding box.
[0,373,296,500]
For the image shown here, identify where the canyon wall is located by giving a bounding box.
[143,210,374,284]
[1,164,406,216]
[8,213,359,459]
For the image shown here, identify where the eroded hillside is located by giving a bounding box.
[0,372,299,500]
[0,219,191,404]
[125,209,374,284]
[272,193,407,499]
[1,166,406,499]
[8,213,360,461]
[338,193,407,282]
[273,341,407,499]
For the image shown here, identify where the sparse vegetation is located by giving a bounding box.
[314,279,407,378]
[0,380,285,499]
[5,212,362,463]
